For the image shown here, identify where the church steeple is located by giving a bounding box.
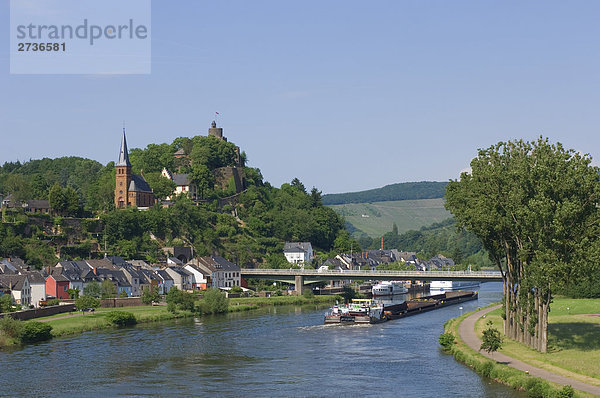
[116,128,131,167]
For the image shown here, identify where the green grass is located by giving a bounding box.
[475,298,600,385]
[445,305,594,398]
[37,306,193,338]
[329,198,451,237]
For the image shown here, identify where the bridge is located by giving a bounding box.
[240,269,503,294]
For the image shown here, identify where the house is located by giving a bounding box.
[164,267,193,291]
[139,268,161,293]
[54,262,86,295]
[161,168,198,200]
[197,256,241,289]
[46,271,70,299]
[93,268,132,297]
[184,262,211,290]
[24,271,47,307]
[120,265,148,297]
[1,258,46,307]
[283,242,313,265]
[23,200,51,214]
[167,257,184,266]
[0,274,31,307]
[156,269,174,294]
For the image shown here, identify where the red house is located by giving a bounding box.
[46,272,70,299]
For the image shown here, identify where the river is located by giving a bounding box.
[1,282,524,397]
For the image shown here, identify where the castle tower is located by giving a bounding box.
[115,129,132,208]
[208,120,225,141]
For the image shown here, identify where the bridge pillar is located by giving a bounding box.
[294,275,304,295]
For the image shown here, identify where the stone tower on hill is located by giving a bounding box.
[114,130,155,208]
[208,120,225,141]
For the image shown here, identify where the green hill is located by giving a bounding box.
[322,181,447,205]
[330,198,451,238]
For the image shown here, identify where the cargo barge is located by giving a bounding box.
[324,290,477,324]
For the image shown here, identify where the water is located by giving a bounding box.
[0,282,524,397]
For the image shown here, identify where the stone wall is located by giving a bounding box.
[0,304,76,321]
[100,297,144,308]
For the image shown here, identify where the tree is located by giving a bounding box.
[100,280,117,299]
[199,288,228,314]
[83,281,102,298]
[190,164,214,199]
[141,286,160,304]
[480,320,503,355]
[48,183,67,214]
[75,295,100,312]
[144,172,176,200]
[67,288,80,299]
[446,137,600,352]
[0,294,14,313]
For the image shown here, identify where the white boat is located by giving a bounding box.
[371,281,408,297]
[430,281,480,292]
[324,299,386,324]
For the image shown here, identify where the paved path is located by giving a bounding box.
[458,305,600,396]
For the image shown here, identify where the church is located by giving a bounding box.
[114,130,155,208]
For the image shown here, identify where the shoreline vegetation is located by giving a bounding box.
[443,298,600,398]
[0,295,339,348]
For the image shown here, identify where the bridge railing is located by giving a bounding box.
[240,269,503,279]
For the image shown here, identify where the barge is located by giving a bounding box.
[324,290,477,325]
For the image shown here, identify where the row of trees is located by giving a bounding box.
[445,137,600,352]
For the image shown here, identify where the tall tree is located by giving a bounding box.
[446,137,600,352]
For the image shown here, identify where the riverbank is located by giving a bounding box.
[446,300,600,397]
[1,294,339,347]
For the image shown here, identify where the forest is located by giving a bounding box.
[322,181,447,205]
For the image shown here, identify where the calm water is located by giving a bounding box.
[1,282,524,397]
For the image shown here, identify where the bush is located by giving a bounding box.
[230,286,243,293]
[0,316,23,339]
[198,289,228,315]
[105,311,137,327]
[302,289,315,298]
[525,378,551,398]
[480,361,495,378]
[20,321,53,343]
[438,332,455,351]
[46,299,60,306]
[556,385,574,398]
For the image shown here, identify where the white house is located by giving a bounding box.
[161,168,198,200]
[283,242,313,265]
[25,272,46,308]
[197,256,241,289]
[0,275,31,307]
[184,263,211,290]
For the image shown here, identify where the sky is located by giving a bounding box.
[1,1,600,194]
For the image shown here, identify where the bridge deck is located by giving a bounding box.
[240,269,503,282]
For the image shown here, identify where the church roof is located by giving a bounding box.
[129,174,153,193]
[116,129,132,167]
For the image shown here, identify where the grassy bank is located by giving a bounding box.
[444,301,598,398]
[1,294,339,345]
[475,298,600,386]
[44,306,194,338]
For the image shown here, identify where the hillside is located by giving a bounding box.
[322,181,447,205]
[330,198,451,238]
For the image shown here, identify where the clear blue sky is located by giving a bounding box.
[2,1,600,193]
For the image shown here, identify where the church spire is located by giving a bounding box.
[116,128,131,167]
